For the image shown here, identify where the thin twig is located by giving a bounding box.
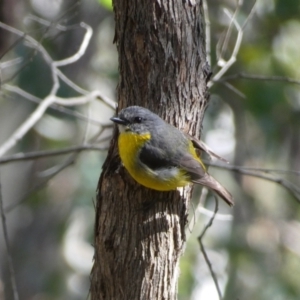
[25,14,69,31]
[53,22,92,67]
[208,8,243,88]
[83,100,92,143]
[215,72,300,85]
[54,90,110,106]
[242,0,257,30]
[0,13,114,213]
[219,80,246,98]
[208,163,300,176]
[207,161,300,204]
[198,196,222,300]
[0,22,60,88]
[0,95,57,157]
[3,129,107,212]
[197,207,233,221]
[0,177,20,300]
[0,58,23,69]
[219,0,243,62]
[2,85,111,126]
[0,144,108,165]
[0,20,102,157]
[4,154,78,213]
[54,62,116,109]
[187,188,208,238]
[0,33,37,85]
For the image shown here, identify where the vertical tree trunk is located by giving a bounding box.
[91,1,210,299]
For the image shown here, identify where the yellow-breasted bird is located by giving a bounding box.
[111,106,234,206]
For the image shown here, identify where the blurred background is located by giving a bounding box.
[0,0,299,299]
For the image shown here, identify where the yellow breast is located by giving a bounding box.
[187,140,206,171]
[118,131,151,174]
[118,131,189,191]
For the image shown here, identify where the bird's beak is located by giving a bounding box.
[110,117,128,125]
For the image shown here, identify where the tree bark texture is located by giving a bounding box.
[91,1,210,299]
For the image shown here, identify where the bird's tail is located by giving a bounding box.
[193,174,234,207]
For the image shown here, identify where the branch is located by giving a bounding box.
[0,95,56,157]
[219,0,243,62]
[0,58,23,69]
[54,90,115,107]
[2,85,111,126]
[207,1,258,89]
[187,188,209,238]
[0,144,108,165]
[242,1,258,30]
[0,21,116,157]
[207,161,300,204]
[198,196,223,300]
[52,69,116,109]
[4,153,77,213]
[197,206,233,221]
[208,7,243,88]
[219,80,246,98]
[53,22,92,67]
[0,178,20,300]
[0,91,112,157]
[0,87,115,157]
[215,72,300,85]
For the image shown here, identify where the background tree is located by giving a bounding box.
[0,0,300,300]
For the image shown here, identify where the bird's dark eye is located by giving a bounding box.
[134,117,142,123]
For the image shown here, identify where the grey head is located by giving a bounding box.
[110,106,165,134]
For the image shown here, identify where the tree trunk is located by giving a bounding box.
[90,0,210,299]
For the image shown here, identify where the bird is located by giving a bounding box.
[110,106,234,206]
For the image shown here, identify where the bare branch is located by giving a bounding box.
[0,95,57,157]
[3,129,110,213]
[0,21,60,92]
[0,21,116,157]
[0,58,23,69]
[187,188,208,238]
[208,8,243,88]
[54,67,117,108]
[54,90,113,107]
[53,22,93,67]
[0,144,108,165]
[0,90,112,157]
[215,72,300,85]
[207,161,300,204]
[198,196,223,300]
[242,0,257,30]
[233,166,300,176]
[219,80,246,98]
[56,69,89,94]
[4,153,77,213]
[0,15,116,298]
[0,177,20,300]
[25,14,69,31]
[219,0,243,62]
[2,85,110,126]
[197,207,233,221]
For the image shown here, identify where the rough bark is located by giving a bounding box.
[91,0,210,299]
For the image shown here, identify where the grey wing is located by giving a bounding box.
[179,153,234,206]
[139,143,176,170]
[177,153,206,180]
